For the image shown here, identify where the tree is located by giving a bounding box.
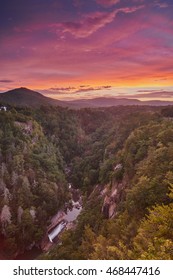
[0,205,12,234]
[133,204,173,259]
[79,225,96,259]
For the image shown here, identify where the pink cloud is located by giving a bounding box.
[75,85,112,93]
[46,85,112,94]
[95,0,145,7]
[40,85,112,97]
[116,91,173,99]
[52,5,144,38]
[119,5,145,14]
[154,1,170,8]
[0,2,172,92]
[50,87,76,91]
[1,18,172,90]
[53,10,117,38]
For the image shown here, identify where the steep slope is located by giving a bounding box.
[1,103,173,260]
[0,87,67,107]
[40,109,173,260]
[0,109,68,259]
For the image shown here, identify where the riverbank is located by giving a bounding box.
[12,187,82,259]
[41,186,82,252]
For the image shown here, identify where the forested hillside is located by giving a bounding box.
[0,104,173,259]
[0,108,68,258]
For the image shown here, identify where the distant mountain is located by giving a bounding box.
[1,87,173,108]
[0,87,67,107]
[66,97,173,108]
[143,100,173,106]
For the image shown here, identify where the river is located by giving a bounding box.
[48,201,82,242]
[15,191,82,259]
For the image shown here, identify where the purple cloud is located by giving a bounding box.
[0,79,13,83]
[53,10,117,38]
[95,0,145,7]
[155,2,169,8]
[52,5,144,38]
[75,85,112,93]
[95,0,120,7]
[50,87,76,91]
[42,85,112,95]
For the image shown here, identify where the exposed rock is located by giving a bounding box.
[114,163,123,171]
[109,203,116,218]
[14,121,33,135]
[101,177,127,218]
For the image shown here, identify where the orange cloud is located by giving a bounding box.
[0,0,172,96]
[115,90,173,100]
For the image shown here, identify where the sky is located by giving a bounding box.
[0,0,173,100]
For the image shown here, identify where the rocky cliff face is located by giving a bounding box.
[86,175,128,220]
[102,178,127,219]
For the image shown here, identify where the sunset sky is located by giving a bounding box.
[0,0,173,100]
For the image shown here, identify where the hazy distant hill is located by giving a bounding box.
[66,97,141,108]
[67,97,173,108]
[1,87,173,108]
[0,87,67,107]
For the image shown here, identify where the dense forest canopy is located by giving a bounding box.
[0,103,173,259]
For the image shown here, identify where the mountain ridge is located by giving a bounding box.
[1,87,173,108]
[0,87,67,107]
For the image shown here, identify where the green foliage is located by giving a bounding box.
[132,204,173,259]
[1,105,173,260]
[0,110,68,258]
[50,116,173,260]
